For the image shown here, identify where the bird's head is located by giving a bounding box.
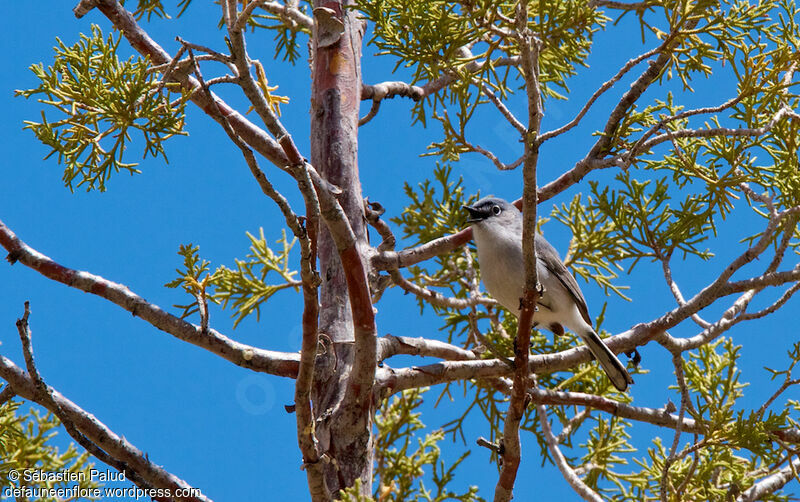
[462,197,519,226]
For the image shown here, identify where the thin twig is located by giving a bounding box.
[536,402,603,502]
[538,46,660,144]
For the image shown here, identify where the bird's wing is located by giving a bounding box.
[534,234,593,326]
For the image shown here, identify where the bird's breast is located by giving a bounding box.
[474,229,525,316]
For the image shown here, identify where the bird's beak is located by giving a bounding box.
[462,204,487,223]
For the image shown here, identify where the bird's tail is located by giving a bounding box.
[579,330,633,392]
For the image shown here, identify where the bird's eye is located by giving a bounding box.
[491,205,501,215]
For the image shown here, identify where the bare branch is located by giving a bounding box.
[183,39,326,498]
[422,55,520,98]
[16,302,160,492]
[235,0,314,32]
[378,324,646,394]
[361,81,424,101]
[0,219,300,378]
[0,385,15,407]
[388,268,497,310]
[225,0,304,166]
[636,107,793,154]
[464,141,525,171]
[0,342,210,501]
[625,92,750,162]
[537,46,661,144]
[86,0,291,169]
[377,335,479,362]
[737,458,800,502]
[495,7,542,498]
[371,227,474,271]
[661,355,696,502]
[360,57,519,106]
[474,79,526,135]
[590,0,656,10]
[358,99,382,127]
[659,253,711,329]
[536,403,603,502]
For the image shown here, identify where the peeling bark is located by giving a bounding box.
[309,0,374,497]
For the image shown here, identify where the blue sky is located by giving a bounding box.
[1,2,797,501]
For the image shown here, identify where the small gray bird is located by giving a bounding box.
[464,197,632,391]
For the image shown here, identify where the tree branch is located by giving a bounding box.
[388,269,497,310]
[15,302,164,494]
[377,334,479,362]
[737,457,800,502]
[181,42,326,497]
[0,347,210,501]
[635,107,793,154]
[494,4,542,499]
[79,0,292,169]
[537,46,661,144]
[235,0,314,32]
[536,402,603,502]
[360,55,520,107]
[0,219,300,378]
[224,0,304,166]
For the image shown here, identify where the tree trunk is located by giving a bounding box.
[309,0,372,497]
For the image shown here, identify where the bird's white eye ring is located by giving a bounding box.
[491,205,501,215]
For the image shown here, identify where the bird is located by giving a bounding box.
[463,196,633,391]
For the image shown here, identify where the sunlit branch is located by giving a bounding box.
[361,56,520,106]
[737,458,800,502]
[625,92,750,162]
[494,5,542,498]
[590,0,656,11]
[388,269,497,310]
[360,81,424,126]
[377,334,479,362]
[224,0,304,166]
[555,408,592,445]
[183,41,325,496]
[661,354,697,502]
[636,107,795,153]
[15,302,157,492]
[465,141,525,171]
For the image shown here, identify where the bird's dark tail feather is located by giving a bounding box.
[580,330,633,392]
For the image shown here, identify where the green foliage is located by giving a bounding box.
[125,0,311,62]
[340,388,482,502]
[551,194,631,299]
[212,229,299,326]
[0,397,100,500]
[129,0,168,20]
[164,243,219,320]
[358,0,608,128]
[585,171,714,268]
[166,229,300,328]
[391,164,479,315]
[616,339,799,501]
[16,25,187,192]
[394,164,475,246]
